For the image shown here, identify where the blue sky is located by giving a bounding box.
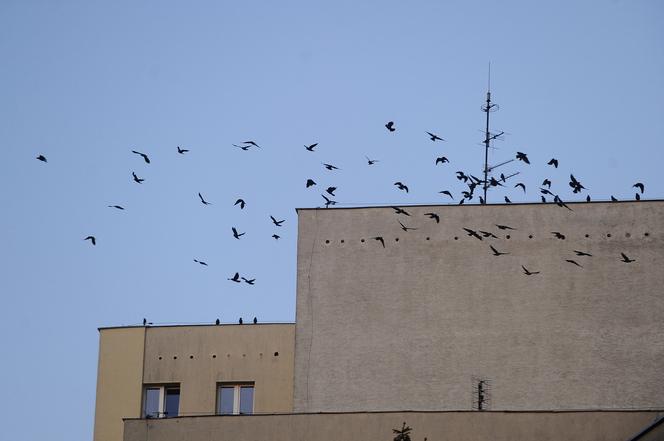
[1,1,662,439]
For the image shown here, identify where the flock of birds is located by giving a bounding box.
[33,118,648,324]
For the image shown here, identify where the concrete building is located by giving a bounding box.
[94,201,664,441]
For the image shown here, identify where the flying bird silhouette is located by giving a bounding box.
[385,121,395,132]
[620,252,636,263]
[228,272,241,283]
[394,182,409,193]
[270,216,285,227]
[177,146,189,154]
[633,182,644,193]
[426,131,444,142]
[569,174,586,193]
[36,154,47,162]
[495,224,516,230]
[439,190,454,199]
[391,206,410,216]
[522,265,540,276]
[565,259,583,268]
[323,163,340,171]
[365,156,379,165]
[84,236,96,246]
[304,143,318,151]
[241,277,255,285]
[107,205,125,210]
[398,220,417,232]
[243,141,261,148]
[435,156,449,165]
[272,234,280,240]
[553,195,573,211]
[490,245,509,256]
[198,192,211,205]
[193,259,208,266]
[516,151,530,164]
[514,183,526,193]
[542,179,552,189]
[479,230,498,238]
[306,179,316,188]
[325,186,337,196]
[234,198,246,209]
[574,250,592,256]
[232,227,245,239]
[132,172,144,184]
[547,158,558,168]
[322,194,337,207]
[373,236,385,248]
[463,228,483,241]
[131,150,150,163]
[424,212,440,223]
[551,231,566,240]
[233,144,251,151]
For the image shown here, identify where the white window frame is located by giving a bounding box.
[217,383,255,415]
[143,385,180,418]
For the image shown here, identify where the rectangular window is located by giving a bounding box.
[217,383,254,415]
[143,385,180,418]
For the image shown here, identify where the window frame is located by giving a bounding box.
[216,382,255,415]
[143,384,180,419]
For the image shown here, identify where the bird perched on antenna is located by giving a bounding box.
[426,131,444,142]
[385,121,395,132]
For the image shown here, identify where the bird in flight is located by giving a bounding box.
[551,232,566,240]
[456,171,469,182]
[322,194,337,207]
[270,216,285,226]
[573,250,592,257]
[241,277,256,285]
[495,224,516,230]
[392,206,410,216]
[426,131,444,142]
[522,265,540,276]
[131,150,150,163]
[243,141,261,149]
[84,236,96,246]
[305,143,318,152]
[439,190,454,200]
[490,245,509,256]
[193,259,208,266]
[463,228,483,241]
[516,151,530,164]
[479,230,498,238]
[233,144,251,151]
[177,146,189,154]
[36,154,47,162]
[107,205,125,210]
[620,252,636,263]
[306,179,316,188]
[424,212,440,223]
[514,183,526,193]
[232,227,245,239]
[198,192,211,205]
[547,158,558,168]
[385,121,395,132]
[228,272,241,283]
[272,234,280,240]
[542,179,552,189]
[565,259,583,268]
[132,172,144,184]
[633,182,644,194]
[326,187,337,196]
[435,156,449,165]
[553,195,573,211]
[398,220,417,232]
[569,174,586,193]
[365,156,379,165]
[323,163,340,171]
[394,182,409,193]
[234,198,246,209]
[373,236,385,248]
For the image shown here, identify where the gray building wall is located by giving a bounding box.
[293,201,664,412]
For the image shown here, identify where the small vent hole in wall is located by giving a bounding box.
[189,355,194,359]
[528,235,533,239]
[274,351,279,357]
[173,356,177,360]
[242,354,246,358]
[454,236,458,240]
[340,239,344,243]
[645,232,650,237]
[360,239,365,243]
[426,237,430,241]
[158,356,162,360]
[607,233,612,238]
[259,352,263,357]
[395,238,399,242]
[585,234,590,238]
[227,354,231,358]
[625,233,631,238]
[505,235,511,239]
[325,240,330,244]
[212,354,217,359]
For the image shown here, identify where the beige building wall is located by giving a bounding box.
[294,201,664,412]
[93,327,145,441]
[142,324,295,416]
[122,410,664,441]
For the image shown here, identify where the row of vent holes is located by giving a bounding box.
[324,232,650,244]
[158,352,279,360]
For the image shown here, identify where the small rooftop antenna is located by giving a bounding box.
[480,63,511,203]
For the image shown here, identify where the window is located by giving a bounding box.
[217,383,254,415]
[143,385,180,418]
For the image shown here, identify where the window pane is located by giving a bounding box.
[218,387,235,414]
[164,388,180,418]
[144,388,160,418]
[239,386,254,415]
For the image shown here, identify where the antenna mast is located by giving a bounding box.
[481,64,498,202]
